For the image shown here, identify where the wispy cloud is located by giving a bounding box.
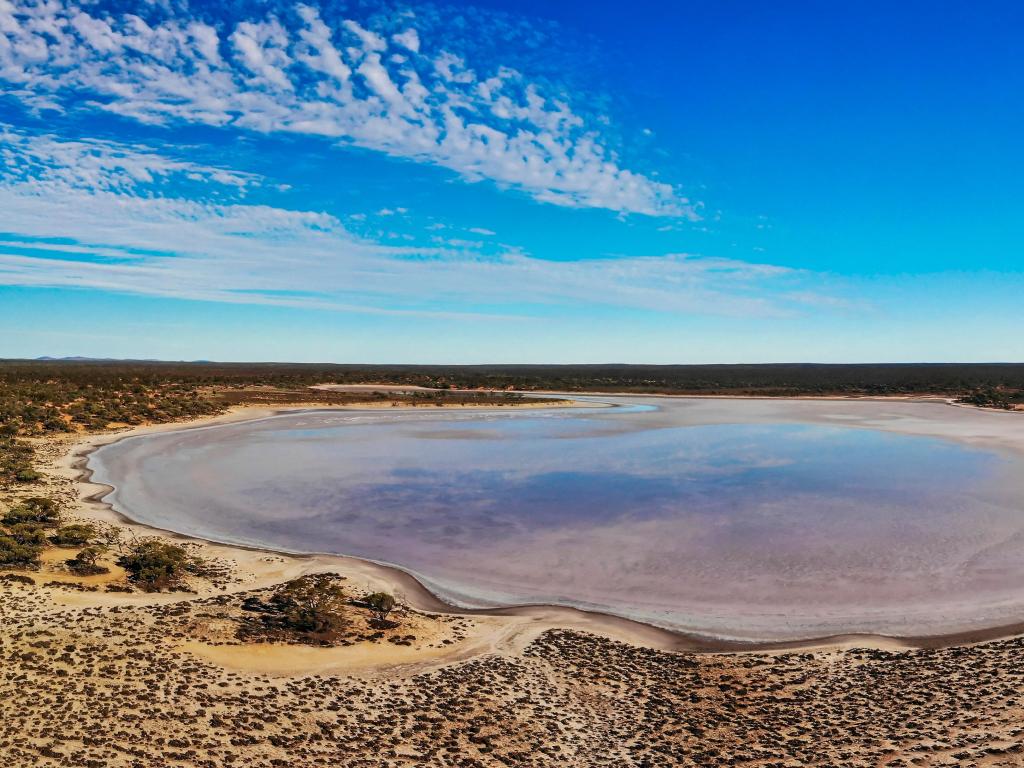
[0,126,261,192]
[0,128,825,319]
[0,0,694,217]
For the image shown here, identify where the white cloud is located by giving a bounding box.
[230,19,293,90]
[295,5,350,83]
[392,28,420,53]
[0,134,817,320]
[0,126,261,192]
[0,0,694,217]
[342,19,387,54]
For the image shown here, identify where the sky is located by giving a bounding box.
[0,0,1021,363]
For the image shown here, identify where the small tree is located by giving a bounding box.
[364,591,397,626]
[117,540,190,591]
[96,525,125,555]
[0,535,41,568]
[66,545,109,576]
[270,574,349,636]
[51,523,96,547]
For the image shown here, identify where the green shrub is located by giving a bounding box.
[117,540,190,591]
[66,545,109,576]
[14,468,40,483]
[363,591,398,626]
[7,522,48,546]
[2,497,60,526]
[0,535,42,568]
[51,524,96,547]
[270,574,349,636]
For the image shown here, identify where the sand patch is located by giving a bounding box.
[181,637,465,676]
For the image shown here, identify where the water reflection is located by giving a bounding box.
[90,404,1024,639]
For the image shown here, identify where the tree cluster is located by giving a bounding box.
[117,540,193,591]
[239,573,351,644]
[0,497,62,568]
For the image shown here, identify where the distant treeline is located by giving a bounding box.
[5,359,1024,396]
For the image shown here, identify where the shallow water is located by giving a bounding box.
[89,399,1024,640]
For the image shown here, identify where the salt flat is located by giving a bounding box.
[88,396,1024,642]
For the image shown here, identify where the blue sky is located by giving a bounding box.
[0,0,1021,362]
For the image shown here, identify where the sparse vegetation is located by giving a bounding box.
[117,540,192,591]
[0,436,38,486]
[0,535,41,568]
[50,523,96,547]
[65,545,109,576]
[363,591,398,627]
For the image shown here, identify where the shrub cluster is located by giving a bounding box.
[66,545,109,576]
[240,574,351,643]
[0,497,62,568]
[117,539,193,591]
[50,523,96,547]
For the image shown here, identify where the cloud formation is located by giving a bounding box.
[0,126,260,192]
[0,128,820,319]
[0,0,693,217]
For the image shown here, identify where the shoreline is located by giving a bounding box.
[58,394,1024,655]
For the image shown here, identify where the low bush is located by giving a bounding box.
[0,535,41,568]
[51,524,96,547]
[0,572,34,585]
[363,592,398,627]
[2,497,60,527]
[66,545,109,576]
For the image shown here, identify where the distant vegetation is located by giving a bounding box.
[0,359,557,491]
[956,387,1024,410]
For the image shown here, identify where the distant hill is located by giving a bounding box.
[36,356,174,362]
